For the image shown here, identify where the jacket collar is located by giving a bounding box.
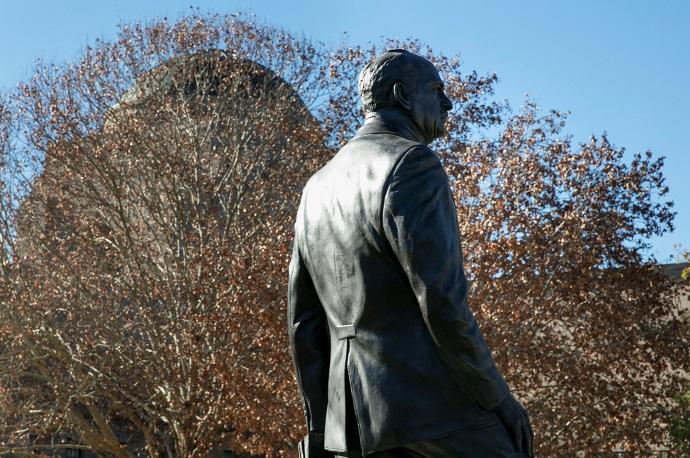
[354,109,427,144]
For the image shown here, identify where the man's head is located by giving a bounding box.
[358,49,453,143]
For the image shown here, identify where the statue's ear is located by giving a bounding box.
[392,81,412,111]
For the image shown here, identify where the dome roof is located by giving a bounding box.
[111,49,307,113]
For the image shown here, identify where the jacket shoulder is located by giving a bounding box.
[306,134,426,189]
[391,143,442,176]
[383,143,446,200]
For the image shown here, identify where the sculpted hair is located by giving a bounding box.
[358,49,424,114]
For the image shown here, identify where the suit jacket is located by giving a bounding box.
[287,112,509,455]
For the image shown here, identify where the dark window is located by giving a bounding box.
[65,448,82,458]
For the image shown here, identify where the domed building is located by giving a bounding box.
[18,48,324,264]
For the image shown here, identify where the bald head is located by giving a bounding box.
[358,49,438,114]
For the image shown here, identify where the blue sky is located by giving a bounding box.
[1,0,688,262]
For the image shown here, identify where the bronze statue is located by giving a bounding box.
[288,49,533,457]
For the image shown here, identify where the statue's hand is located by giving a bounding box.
[493,393,534,457]
[298,432,333,458]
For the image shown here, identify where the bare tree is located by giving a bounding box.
[445,103,687,454]
[1,15,330,457]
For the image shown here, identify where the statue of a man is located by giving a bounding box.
[288,49,533,457]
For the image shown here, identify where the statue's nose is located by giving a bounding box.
[442,94,453,111]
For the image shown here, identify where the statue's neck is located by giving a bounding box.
[362,108,428,144]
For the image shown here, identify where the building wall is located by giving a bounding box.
[679,285,690,317]
[664,263,690,319]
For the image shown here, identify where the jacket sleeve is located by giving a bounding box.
[287,217,330,433]
[382,145,509,411]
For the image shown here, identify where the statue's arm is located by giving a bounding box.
[287,228,330,435]
[382,145,509,411]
